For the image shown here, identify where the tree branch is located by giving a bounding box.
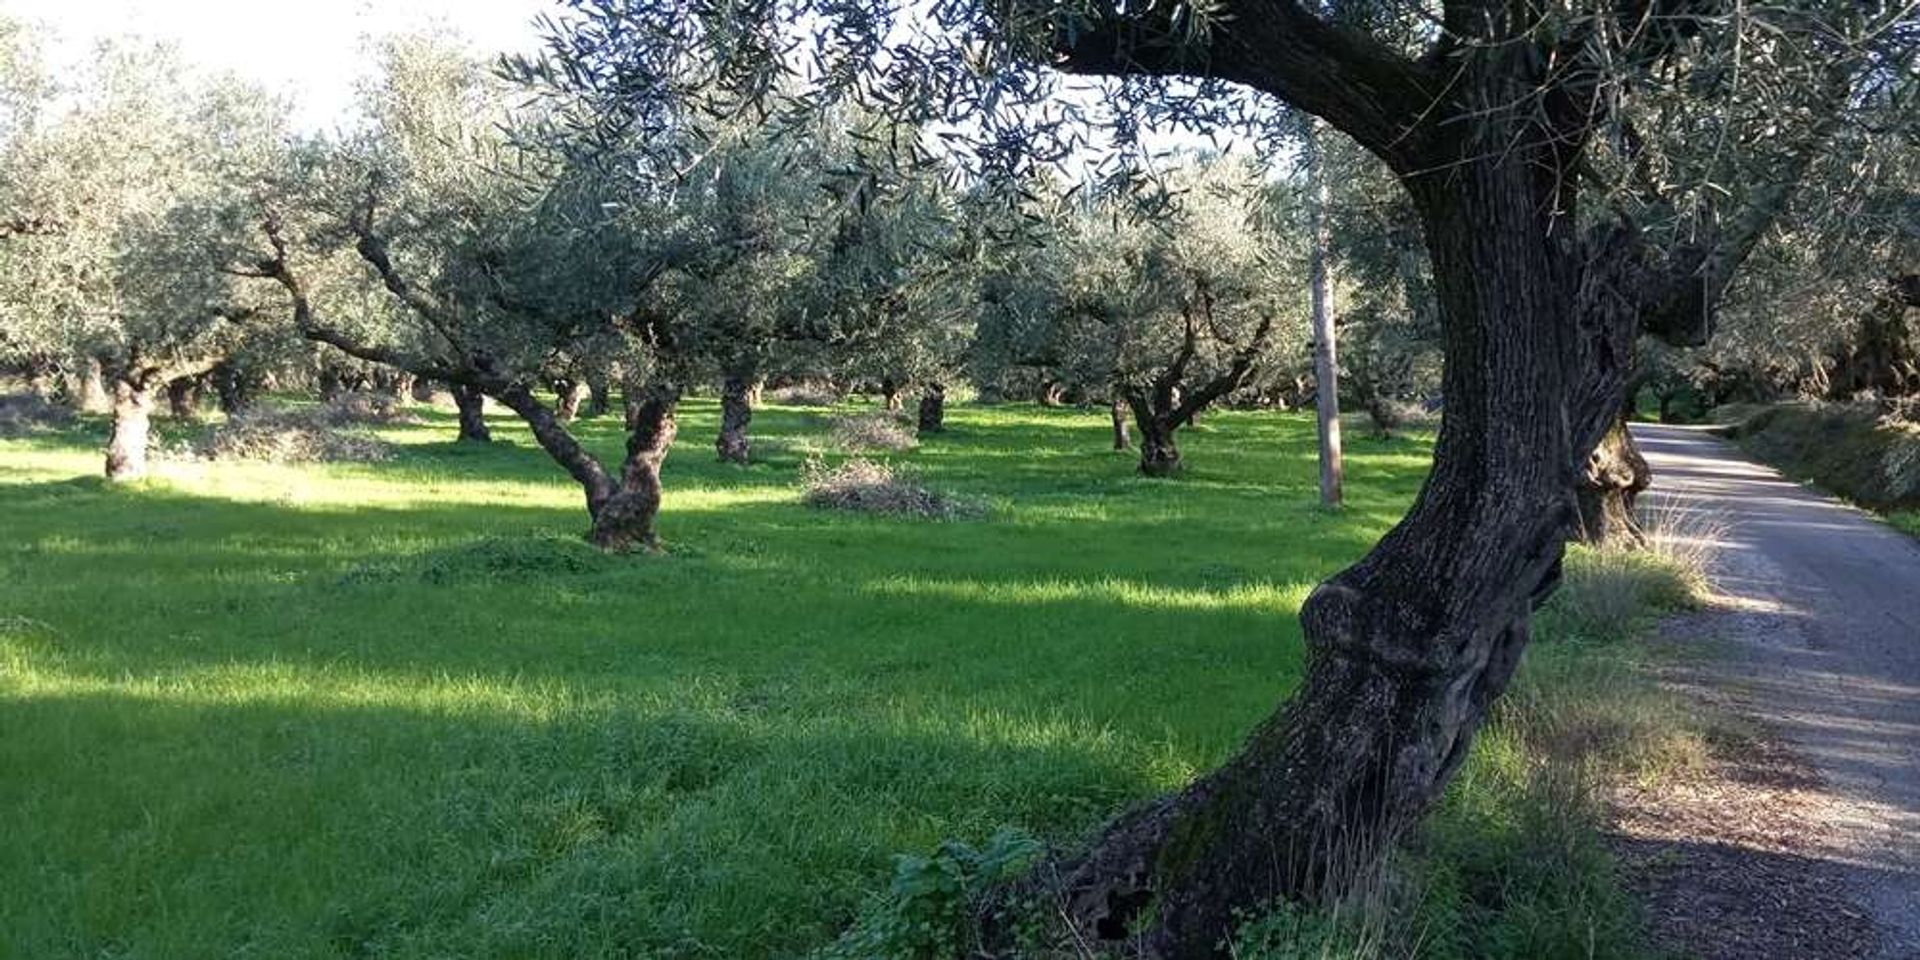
[1049,0,1439,168]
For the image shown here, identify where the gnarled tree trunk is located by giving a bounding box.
[105,378,156,482]
[592,386,678,551]
[716,374,753,463]
[166,377,202,421]
[1128,398,1183,477]
[1037,148,1596,960]
[1110,398,1131,450]
[917,383,946,434]
[1575,415,1650,546]
[1037,378,1067,407]
[587,378,612,418]
[68,358,111,414]
[453,384,490,443]
[554,379,588,423]
[211,362,258,414]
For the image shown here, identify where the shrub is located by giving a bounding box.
[0,393,77,437]
[766,383,843,407]
[801,458,976,519]
[188,407,393,464]
[319,392,420,426]
[830,413,918,452]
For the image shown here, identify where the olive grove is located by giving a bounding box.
[523,0,1915,953]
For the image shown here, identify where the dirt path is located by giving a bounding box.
[1629,423,1920,958]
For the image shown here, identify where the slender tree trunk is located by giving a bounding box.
[1110,398,1131,450]
[69,358,111,414]
[1306,120,1345,506]
[1039,152,1588,959]
[25,354,61,400]
[590,386,678,552]
[105,378,155,481]
[587,378,612,418]
[917,383,946,434]
[211,362,256,414]
[554,380,588,423]
[716,374,753,464]
[318,367,346,402]
[453,384,491,443]
[1575,415,1650,546]
[166,378,202,421]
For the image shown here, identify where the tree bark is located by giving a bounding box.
[590,385,678,552]
[1038,147,1590,960]
[917,383,946,434]
[554,379,588,423]
[105,378,155,481]
[68,358,111,414]
[1128,397,1183,477]
[716,374,753,464]
[1110,398,1131,450]
[1575,415,1650,546]
[166,377,202,421]
[587,378,612,418]
[880,378,903,412]
[453,384,491,443]
[1037,378,1066,407]
[1306,120,1345,506]
[211,362,257,414]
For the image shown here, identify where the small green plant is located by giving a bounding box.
[821,829,1041,959]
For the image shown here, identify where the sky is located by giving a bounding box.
[2,0,559,130]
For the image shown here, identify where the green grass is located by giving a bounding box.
[0,399,1675,958]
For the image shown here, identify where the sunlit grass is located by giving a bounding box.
[5,397,1683,959]
[0,398,1435,957]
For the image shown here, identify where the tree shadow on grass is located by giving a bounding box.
[0,680,1161,958]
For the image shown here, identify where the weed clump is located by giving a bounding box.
[830,413,918,452]
[801,458,977,520]
[189,407,393,464]
[766,383,843,407]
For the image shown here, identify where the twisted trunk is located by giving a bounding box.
[211,362,258,414]
[68,358,111,414]
[105,378,156,482]
[917,383,946,434]
[453,384,491,443]
[1129,400,1182,477]
[592,386,678,551]
[1040,151,1592,960]
[1110,398,1131,450]
[1575,415,1650,546]
[166,378,202,421]
[716,374,753,463]
[554,379,588,423]
[1037,378,1067,407]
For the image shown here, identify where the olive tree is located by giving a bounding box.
[0,40,286,479]
[1053,157,1302,474]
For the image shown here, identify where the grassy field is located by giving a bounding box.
[0,399,1686,958]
